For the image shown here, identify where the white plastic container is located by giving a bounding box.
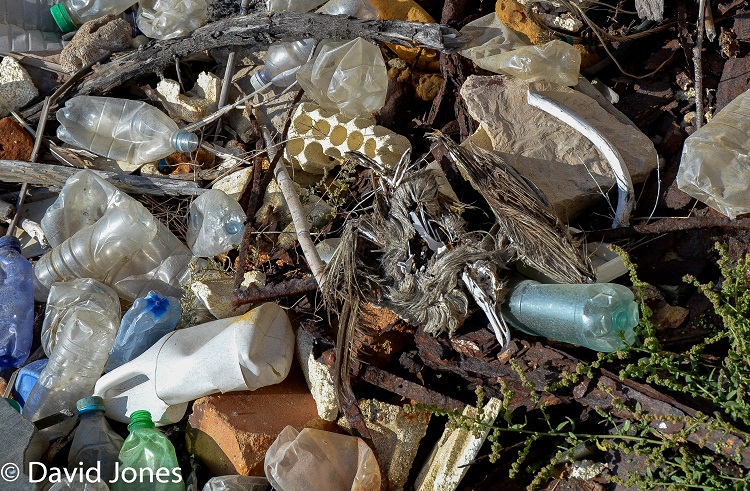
[94,302,295,426]
[677,88,750,218]
[39,170,195,301]
[186,189,246,257]
[0,0,64,52]
[56,96,199,165]
[23,279,120,441]
[250,38,317,92]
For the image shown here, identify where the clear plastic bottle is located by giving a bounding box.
[677,88,750,219]
[250,38,317,92]
[68,396,125,484]
[136,0,207,40]
[0,235,34,371]
[56,96,199,165]
[296,37,388,117]
[186,189,246,257]
[0,0,64,52]
[111,410,184,491]
[14,358,48,409]
[316,0,378,19]
[33,200,159,302]
[23,279,120,441]
[502,280,639,352]
[49,0,136,33]
[39,170,195,302]
[104,291,181,373]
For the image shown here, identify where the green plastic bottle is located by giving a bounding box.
[111,410,184,491]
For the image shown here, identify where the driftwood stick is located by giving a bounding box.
[75,12,463,97]
[0,161,206,197]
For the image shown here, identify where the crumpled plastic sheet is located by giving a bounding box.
[265,426,381,491]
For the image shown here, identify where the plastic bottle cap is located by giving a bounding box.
[171,131,199,153]
[4,398,21,413]
[77,396,106,415]
[50,4,77,33]
[0,235,22,253]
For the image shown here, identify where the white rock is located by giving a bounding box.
[415,398,502,491]
[285,102,411,174]
[212,167,253,200]
[461,75,658,221]
[189,270,251,319]
[157,71,222,123]
[295,328,339,421]
[0,57,39,117]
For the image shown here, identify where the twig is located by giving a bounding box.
[695,0,707,129]
[582,216,750,242]
[527,90,634,228]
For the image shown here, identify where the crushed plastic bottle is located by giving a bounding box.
[316,0,378,19]
[296,37,388,117]
[459,14,581,86]
[95,302,294,425]
[677,88,750,218]
[0,235,34,370]
[42,279,125,356]
[250,38,317,92]
[502,279,639,352]
[136,0,207,40]
[202,476,270,491]
[14,358,48,409]
[186,189,246,257]
[111,410,184,491]
[33,200,159,302]
[266,0,327,12]
[68,396,125,483]
[40,170,194,301]
[104,291,181,373]
[0,0,64,52]
[23,279,120,440]
[49,0,136,33]
[56,96,199,165]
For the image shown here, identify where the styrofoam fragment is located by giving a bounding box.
[285,102,411,174]
[157,71,221,123]
[0,57,39,117]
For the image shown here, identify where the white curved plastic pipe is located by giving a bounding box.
[527,90,634,228]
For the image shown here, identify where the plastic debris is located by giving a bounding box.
[186,189,246,257]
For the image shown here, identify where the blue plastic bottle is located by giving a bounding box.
[0,236,34,371]
[14,358,49,409]
[104,291,181,373]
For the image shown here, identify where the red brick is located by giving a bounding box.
[0,118,33,161]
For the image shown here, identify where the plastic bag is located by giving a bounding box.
[137,0,207,40]
[459,13,525,70]
[265,426,381,491]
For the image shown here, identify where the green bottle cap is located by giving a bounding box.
[50,4,77,33]
[4,398,21,413]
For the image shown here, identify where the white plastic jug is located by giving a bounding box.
[94,302,295,426]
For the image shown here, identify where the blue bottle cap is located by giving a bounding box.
[77,396,106,415]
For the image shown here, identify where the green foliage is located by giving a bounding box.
[416,244,750,489]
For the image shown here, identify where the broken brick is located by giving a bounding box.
[0,118,34,161]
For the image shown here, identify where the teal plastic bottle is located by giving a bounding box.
[111,410,184,491]
[502,280,639,352]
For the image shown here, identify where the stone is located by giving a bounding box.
[157,71,222,123]
[495,0,546,44]
[0,117,33,161]
[0,399,43,491]
[716,55,750,114]
[0,57,38,117]
[213,167,253,201]
[186,364,320,477]
[189,270,252,319]
[415,398,502,491]
[461,75,659,221]
[338,400,431,491]
[58,15,132,73]
[295,328,339,421]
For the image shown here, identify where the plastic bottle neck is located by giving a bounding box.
[171,131,200,154]
[128,410,156,430]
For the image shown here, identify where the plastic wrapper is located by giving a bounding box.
[676,88,750,218]
[41,278,122,357]
[202,476,271,491]
[265,426,381,491]
[296,37,387,117]
[137,0,207,40]
[186,189,246,257]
